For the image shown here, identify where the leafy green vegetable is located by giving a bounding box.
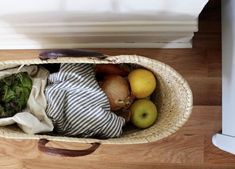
[0,72,32,117]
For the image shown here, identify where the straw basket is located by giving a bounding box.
[0,52,193,157]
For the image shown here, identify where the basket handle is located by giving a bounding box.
[38,139,100,157]
[39,49,106,60]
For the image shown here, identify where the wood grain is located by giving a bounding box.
[0,134,204,164]
[0,106,233,169]
[20,160,235,169]
[0,0,232,169]
[187,77,221,105]
[205,134,235,165]
[0,48,221,105]
[179,106,221,135]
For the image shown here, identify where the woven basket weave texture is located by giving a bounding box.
[0,55,193,144]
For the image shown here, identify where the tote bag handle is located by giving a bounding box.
[38,139,100,157]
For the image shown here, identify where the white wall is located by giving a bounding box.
[0,0,208,23]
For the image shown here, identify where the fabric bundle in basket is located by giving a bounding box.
[45,63,125,138]
[0,51,193,157]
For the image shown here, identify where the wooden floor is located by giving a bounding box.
[0,0,234,168]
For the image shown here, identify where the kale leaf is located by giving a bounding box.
[0,72,32,117]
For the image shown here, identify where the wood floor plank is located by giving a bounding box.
[207,49,221,77]
[0,157,21,169]
[0,134,204,164]
[199,21,221,33]
[0,0,232,168]
[0,48,222,105]
[0,48,209,78]
[187,77,221,105]
[0,50,39,61]
[0,47,220,80]
[205,134,235,165]
[193,34,221,49]
[0,106,220,165]
[193,0,221,50]
[21,159,235,169]
[178,106,221,135]
[199,0,221,22]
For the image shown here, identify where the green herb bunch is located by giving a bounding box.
[0,72,32,117]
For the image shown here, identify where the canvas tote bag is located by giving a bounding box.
[0,65,53,134]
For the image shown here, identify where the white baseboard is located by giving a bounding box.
[0,21,197,49]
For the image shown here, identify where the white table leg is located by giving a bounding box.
[212,0,235,155]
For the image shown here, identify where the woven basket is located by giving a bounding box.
[0,53,193,156]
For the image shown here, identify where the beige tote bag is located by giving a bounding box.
[0,65,53,134]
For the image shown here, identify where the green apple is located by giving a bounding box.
[130,99,157,129]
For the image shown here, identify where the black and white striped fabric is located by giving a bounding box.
[45,63,125,138]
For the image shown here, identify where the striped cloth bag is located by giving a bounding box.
[45,63,125,138]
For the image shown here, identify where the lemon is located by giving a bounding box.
[128,69,156,98]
